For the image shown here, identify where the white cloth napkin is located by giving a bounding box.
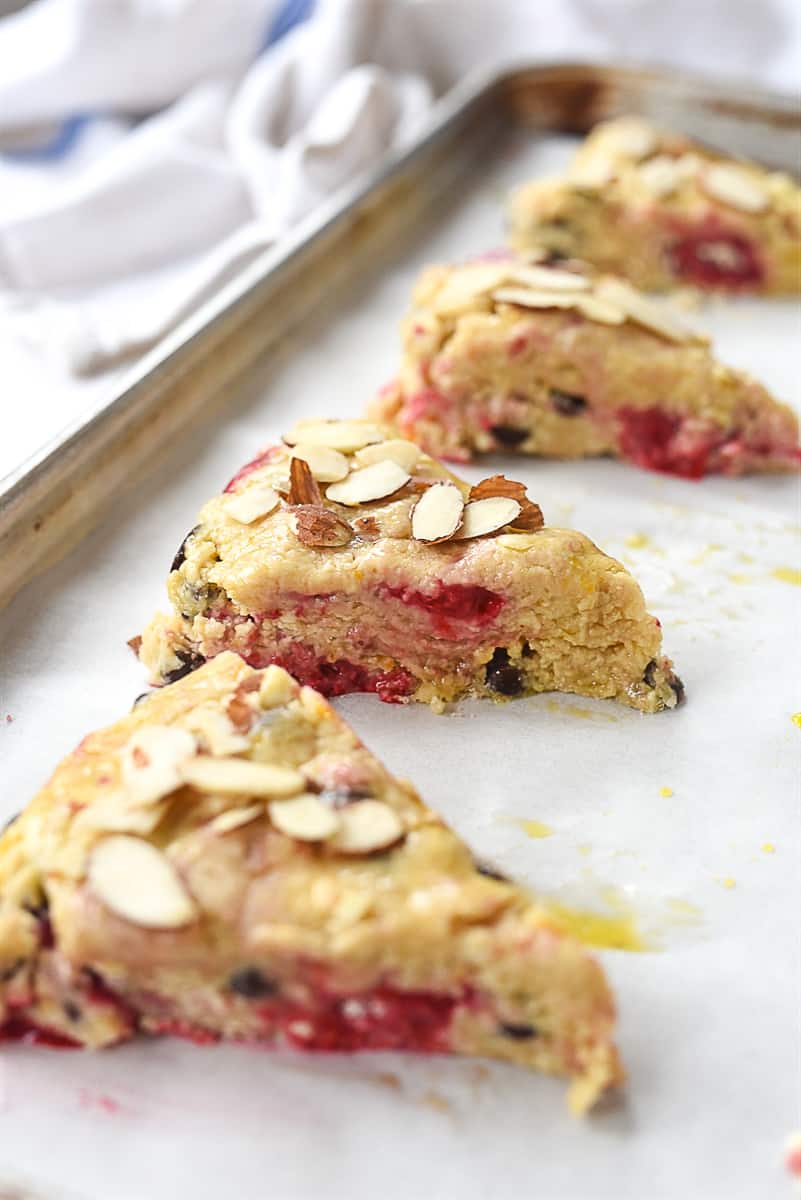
[0,0,799,376]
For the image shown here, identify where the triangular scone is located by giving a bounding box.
[508,115,801,294]
[139,421,683,712]
[369,257,800,474]
[0,654,621,1113]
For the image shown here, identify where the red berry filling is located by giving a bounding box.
[617,406,730,479]
[276,987,460,1054]
[380,582,505,637]
[667,221,764,289]
[252,642,415,703]
[0,1016,81,1048]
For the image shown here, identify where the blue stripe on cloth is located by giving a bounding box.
[1,113,94,162]
[1,0,315,163]
[261,0,315,50]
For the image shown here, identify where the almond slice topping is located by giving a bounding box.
[701,163,769,213]
[601,116,659,160]
[411,482,465,543]
[224,486,280,525]
[638,155,681,197]
[291,506,353,547]
[288,457,323,506]
[469,476,544,532]
[180,756,305,797]
[457,496,522,539]
[284,420,385,453]
[183,708,250,756]
[289,444,350,482]
[507,264,590,291]
[206,804,264,835]
[492,288,624,325]
[330,800,405,855]
[326,460,410,507]
[354,438,420,472]
[568,159,614,190]
[595,277,699,344]
[258,665,296,709]
[89,836,197,929]
[122,726,197,806]
[268,794,341,841]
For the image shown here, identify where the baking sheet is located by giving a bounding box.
[1,127,799,1200]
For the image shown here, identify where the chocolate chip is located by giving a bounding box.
[2,811,20,834]
[485,649,523,696]
[131,692,152,710]
[474,860,510,883]
[228,967,278,999]
[0,958,24,984]
[163,649,206,685]
[499,1021,538,1040]
[490,424,529,447]
[550,389,587,416]
[668,672,686,706]
[170,525,201,574]
[643,658,658,687]
[63,1000,82,1023]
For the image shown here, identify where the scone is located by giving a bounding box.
[369,257,800,474]
[138,421,683,713]
[508,115,801,294]
[0,654,622,1113]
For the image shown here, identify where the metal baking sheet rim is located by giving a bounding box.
[1,59,798,610]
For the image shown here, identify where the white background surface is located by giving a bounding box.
[0,132,800,1200]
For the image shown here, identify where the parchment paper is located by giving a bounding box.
[1,132,799,1200]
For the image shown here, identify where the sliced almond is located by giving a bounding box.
[638,155,681,197]
[206,804,263,835]
[258,665,296,709]
[494,287,580,311]
[77,796,168,836]
[575,294,627,325]
[291,505,352,547]
[567,159,614,189]
[354,438,420,472]
[469,476,544,532]
[122,726,197,806]
[180,756,304,798]
[224,486,280,525]
[88,835,197,929]
[288,457,323,506]
[600,116,659,160]
[330,800,405,855]
[411,482,465,543]
[284,420,385,453]
[183,708,249,756]
[326,460,410,507]
[507,264,590,292]
[701,163,768,213]
[289,444,350,482]
[268,794,340,841]
[457,496,521,539]
[595,277,699,344]
[432,263,520,314]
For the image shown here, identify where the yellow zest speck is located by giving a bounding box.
[791,713,801,729]
[547,902,646,952]
[659,786,674,798]
[728,573,751,585]
[722,877,736,889]
[761,842,776,854]
[577,843,592,857]
[519,819,553,839]
[772,567,801,586]
[625,532,650,550]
